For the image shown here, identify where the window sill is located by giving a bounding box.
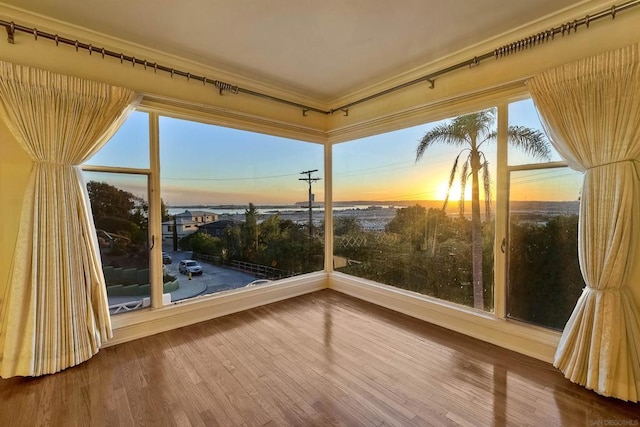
[105,271,328,347]
[329,271,561,363]
[106,270,562,365]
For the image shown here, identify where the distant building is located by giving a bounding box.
[177,210,218,224]
[162,209,219,240]
[198,219,242,237]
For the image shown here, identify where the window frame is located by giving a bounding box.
[91,87,564,361]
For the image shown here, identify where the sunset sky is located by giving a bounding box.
[84,99,583,206]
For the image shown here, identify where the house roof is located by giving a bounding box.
[199,220,242,230]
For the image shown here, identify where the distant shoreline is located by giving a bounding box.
[168,200,580,210]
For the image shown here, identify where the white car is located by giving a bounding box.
[178,259,203,275]
[246,279,272,287]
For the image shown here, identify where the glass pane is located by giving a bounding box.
[84,111,150,169]
[159,117,324,301]
[334,108,497,312]
[84,171,151,315]
[508,167,585,329]
[508,99,563,166]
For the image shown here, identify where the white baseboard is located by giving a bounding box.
[329,272,561,363]
[104,272,328,348]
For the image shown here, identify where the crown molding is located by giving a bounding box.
[0,2,329,111]
[326,0,622,109]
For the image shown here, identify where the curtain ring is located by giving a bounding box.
[88,44,93,55]
[75,40,79,52]
[143,60,147,70]
[120,53,124,63]
[186,72,190,82]
[101,48,105,59]
[203,77,207,86]
[33,28,38,40]
[54,34,59,46]
[132,57,136,67]
[153,63,157,73]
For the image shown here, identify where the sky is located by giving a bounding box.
[83,99,583,206]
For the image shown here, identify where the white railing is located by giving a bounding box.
[109,300,144,314]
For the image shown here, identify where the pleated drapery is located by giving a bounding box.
[0,61,139,377]
[526,44,640,401]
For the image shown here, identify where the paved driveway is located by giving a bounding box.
[165,250,259,297]
[108,249,260,313]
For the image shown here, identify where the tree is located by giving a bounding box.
[87,181,136,222]
[385,204,427,251]
[242,203,259,261]
[416,109,550,310]
[334,217,363,236]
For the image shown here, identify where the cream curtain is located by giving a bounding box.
[526,44,640,401]
[0,61,139,377]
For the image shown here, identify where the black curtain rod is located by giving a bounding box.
[2,0,639,116]
[330,0,640,113]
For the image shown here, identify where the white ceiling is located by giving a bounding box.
[2,0,587,102]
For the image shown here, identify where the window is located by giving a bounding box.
[159,116,324,301]
[83,111,150,169]
[333,108,497,312]
[506,99,584,329]
[82,111,153,315]
[79,97,581,332]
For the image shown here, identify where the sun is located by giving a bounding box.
[435,181,471,201]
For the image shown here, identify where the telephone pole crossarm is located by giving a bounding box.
[299,170,321,238]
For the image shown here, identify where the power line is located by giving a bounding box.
[162,172,300,181]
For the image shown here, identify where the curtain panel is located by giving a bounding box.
[526,44,640,401]
[0,61,139,377]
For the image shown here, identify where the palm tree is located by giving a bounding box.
[416,109,551,310]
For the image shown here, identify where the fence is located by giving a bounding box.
[192,252,295,279]
[230,260,295,279]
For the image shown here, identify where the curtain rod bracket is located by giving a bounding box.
[302,109,309,117]
[5,22,14,44]
[427,79,435,89]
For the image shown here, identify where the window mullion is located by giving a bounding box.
[494,102,508,319]
[149,111,164,309]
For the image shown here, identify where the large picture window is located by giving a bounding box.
[333,109,498,311]
[159,117,325,302]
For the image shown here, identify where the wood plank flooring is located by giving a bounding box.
[0,289,638,426]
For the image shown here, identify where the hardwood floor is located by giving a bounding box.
[1,289,638,426]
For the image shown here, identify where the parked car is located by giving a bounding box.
[178,259,203,275]
[162,252,172,264]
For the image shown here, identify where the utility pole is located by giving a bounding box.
[299,170,321,239]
